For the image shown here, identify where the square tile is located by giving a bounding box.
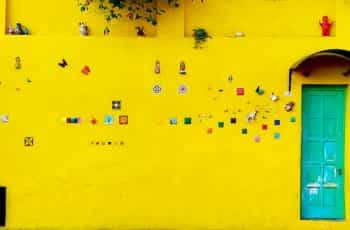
[237,88,245,96]
[112,101,121,110]
[242,128,248,135]
[119,115,128,125]
[218,122,224,128]
[274,120,281,126]
[207,128,213,134]
[184,117,192,125]
[24,137,34,147]
[262,124,268,130]
[230,118,237,124]
[290,116,297,123]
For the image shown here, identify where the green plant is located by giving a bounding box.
[192,28,211,48]
[78,0,181,26]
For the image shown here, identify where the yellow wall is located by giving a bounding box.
[1,1,350,229]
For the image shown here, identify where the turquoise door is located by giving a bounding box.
[301,85,346,220]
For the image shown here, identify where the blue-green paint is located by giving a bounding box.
[301,85,346,220]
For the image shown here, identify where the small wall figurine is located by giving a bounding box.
[154,60,160,74]
[228,74,233,83]
[285,102,295,112]
[179,61,186,75]
[320,16,333,37]
[1,114,9,123]
[23,27,30,35]
[8,27,15,35]
[271,93,279,102]
[136,26,145,36]
[15,23,23,35]
[235,32,245,38]
[104,26,110,36]
[256,86,264,95]
[247,110,258,122]
[15,56,21,70]
[79,22,89,36]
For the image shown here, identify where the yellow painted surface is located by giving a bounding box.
[1,0,350,229]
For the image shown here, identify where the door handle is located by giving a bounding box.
[338,168,343,176]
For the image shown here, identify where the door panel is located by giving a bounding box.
[301,85,346,220]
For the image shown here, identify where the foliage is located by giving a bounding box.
[78,0,181,26]
[192,28,210,48]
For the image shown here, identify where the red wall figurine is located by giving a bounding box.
[320,16,333,37]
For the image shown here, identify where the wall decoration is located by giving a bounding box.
[218,122,224,128]
[81,66,91,75]
[256,86,264,95]
[247,110,258,122]
[284,102,295,112]
[184,117,192,125]
[119,115,129,125]
[8,26,14,35]
[262,124,268,130]
[23,27,30,35]
[236,88,245,96]
[0,115,9,123]
[169,118,177,125]
[91,140,125,146]
[58,59,68,68]
[230,118,237,124]
[66,117,81,124]
[179,61,186,75]
[290,116,297,123]
[112,101,121,110]
[242,128,248,135]
[15,57,21,70]
[104,26,110,36]
[90,118,97,125]
[178,85,188,95]
[320,16,333,36]
[104,115,114,125]
[153,84,162,94]
[228,75,233,83]
[24,137,34,147]
[271,93,279,102]
[79,22,89,36]
[254,135,261,143]
[274,132,281,140]
[154,60,161,74]
[235,32,245,38]
[274,120,281,126]
[15,23,23,35]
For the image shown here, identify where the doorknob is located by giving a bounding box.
[338,168,343,176]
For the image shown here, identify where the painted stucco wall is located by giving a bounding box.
[1,0,350,229]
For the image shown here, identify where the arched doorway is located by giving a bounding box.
[289,49,350,220]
